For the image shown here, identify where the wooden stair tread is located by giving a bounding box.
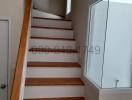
[27,62,81,68]
[24,97,85,100]
[33,17,72,21]
[31,36,75,41]
[32,26,73,30]
[25,78,84,86]
[29,48,78,53]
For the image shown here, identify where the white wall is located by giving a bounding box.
[102,2,132,88]
[72,0,132,100]
[0,0,25,97]
[72,0,100,100]
[86,1,132,100]
[72,0,89,66]
[84,77,100,100]
[33,0,67,16]
[99,89,132,100]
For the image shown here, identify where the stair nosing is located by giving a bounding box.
[24,97,85,100]
[31,36,75,41]
[25,78,85,86]
[29,48,78,53]
[32,26,74,32]
[32,26,73,30]
[27,62,81,68]
[33,17,72,22]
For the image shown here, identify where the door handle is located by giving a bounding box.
[0,84,7,90]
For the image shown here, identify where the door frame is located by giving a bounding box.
[0,18,11,100]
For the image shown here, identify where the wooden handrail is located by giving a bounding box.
[11,0,32,100]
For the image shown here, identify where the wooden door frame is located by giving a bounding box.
[0,18,11,100]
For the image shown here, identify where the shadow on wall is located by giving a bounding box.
[33,0,67,16]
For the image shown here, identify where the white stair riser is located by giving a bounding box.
[31,28,74,39]
[29,39,76,50]
[28,52,79,62]
[24,86,84,99]
[26,67,81,78]
[32,9,62,19]
[32,18,72,29]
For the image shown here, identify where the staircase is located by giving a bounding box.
[23,9,85,100]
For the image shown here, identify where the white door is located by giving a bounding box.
[0,20,9,100]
